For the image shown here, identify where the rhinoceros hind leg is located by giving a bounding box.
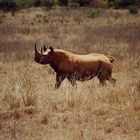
[55,74,65,89]
[67,76,77,87]
[108,77,116,86]
[98,71,107,86]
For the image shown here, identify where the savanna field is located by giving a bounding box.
[0,7,140,140]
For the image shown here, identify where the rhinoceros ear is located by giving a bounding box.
[49,46,54,52]
[43,45,47,52]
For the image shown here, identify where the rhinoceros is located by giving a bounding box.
[34,44,116,88]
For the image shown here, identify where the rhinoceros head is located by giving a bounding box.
[34,43,54,65]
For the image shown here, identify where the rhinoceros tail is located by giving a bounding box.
[108,56,115,63]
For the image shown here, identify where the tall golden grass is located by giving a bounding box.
[0,7,140,139]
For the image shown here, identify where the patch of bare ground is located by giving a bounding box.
[0,7,140,140]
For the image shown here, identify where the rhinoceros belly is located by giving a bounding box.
[68,71,97,81]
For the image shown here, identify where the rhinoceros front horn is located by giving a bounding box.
[35,43,40,55]
[44,45,47,52]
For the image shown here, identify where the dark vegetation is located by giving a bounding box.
[108,0,140,8]
[108,0,140,13]
[0,0,140,13]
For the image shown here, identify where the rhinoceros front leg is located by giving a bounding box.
[67,77,77,87]
[97,70,106,86]
[55,74,65,89]
[108,77,116,86]
[66,73,77,87]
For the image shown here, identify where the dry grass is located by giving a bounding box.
[0,7,140,140]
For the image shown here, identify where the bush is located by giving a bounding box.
[59,0,68,6]
[34,0,41,6]
[35,0,58,7]
[128,5,138,14]
[108,0,140,8]
[68,3,80,10]
[0,0,16,11]
[76,0,90,6]
[15,0,35,10]
[0,0,59,11]
[87,9,100,18]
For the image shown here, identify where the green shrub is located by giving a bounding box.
[39,0,58,7]
[0,0,59,11]
[68,3,80,10]
[108,0,140,8]
[128,5,138,14]
[59,0,68,6]
[0,0,16,11]
[76,0,90,6]
[15,0,35,10]
[34,0,41,6]
[87,9,100,18]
